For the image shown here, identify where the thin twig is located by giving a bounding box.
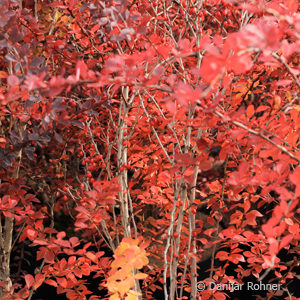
[139,94,173,165]
[213,110,300,164]
[272,53,300,90]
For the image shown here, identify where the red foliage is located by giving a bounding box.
[0,0,299,299]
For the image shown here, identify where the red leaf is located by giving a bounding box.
[57,277,68,288]
[57,231,66,239]
[86,252,97,263]
[184,166,195,177]
[33,239,49,245]
[200,54,225,82]
[25,274,34,289]
[279,234,293,250]
[228,253,245,263]
[174,81,201,105]
[226,52,253,74]
[197,138,209,150]
[0,71,8,78]
[288,223,299,235]
[2,211,13,217]
[203,228,217,237]
[69,237,80,247]
[90,23,100,34]
[245,210,263,226]
[256,105,270,113]
[243,199,251,213]
[215,251,229,261]
[45,279,58,287]
[165,101,176,114]
[157,44,171,59]
[174,153,198,167]
[76,60,88,80]
[34,274,45,290]
[269,238,278,256]
[7,75,19,86]
[44,249,55,263]
[27,228,37,241]
[214,292,227,300]
[246,104,255,120]
[289,166,300,197]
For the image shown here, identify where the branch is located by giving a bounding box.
[213,110,300,164]
[272,52,300,90]
[139,94,173,165]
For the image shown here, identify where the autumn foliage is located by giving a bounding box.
[0,0,299,299]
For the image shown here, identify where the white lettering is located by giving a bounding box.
[208,282,243,292]
[247,282,282,291]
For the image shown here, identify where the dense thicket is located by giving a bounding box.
[0,0,299,299]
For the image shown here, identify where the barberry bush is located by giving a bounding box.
[0,0,299,299]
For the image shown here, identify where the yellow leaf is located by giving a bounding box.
[253,80,260,88]
[286,91,292,102]
[273,95,281,110]
[134,272,148,280]
[125,294,138,300]
[123,237,140,246]
[107,238,149,298]
[109,293,121,300]
[119,277,135,297]
[125,290,139,300]
[115,242,130,255]
[60,15,69,24]
[54,11,62,22]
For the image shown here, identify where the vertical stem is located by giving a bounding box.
[0,122,25,296]
[118,87,142,298]
[0,216,13,296]
[34,0,38,20]
[189,166,198,300]
[118,87,131,238]
[170,183,187,300]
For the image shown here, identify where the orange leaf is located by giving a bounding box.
[134,272,148,280]
[0,71,7,78]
